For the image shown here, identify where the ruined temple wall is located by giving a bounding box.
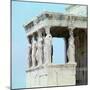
[24,11,87,87]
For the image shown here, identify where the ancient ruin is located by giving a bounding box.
[24,11,87,87]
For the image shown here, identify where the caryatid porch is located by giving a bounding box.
[24,11,87,87]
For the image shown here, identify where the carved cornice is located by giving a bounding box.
[24,11,87,34]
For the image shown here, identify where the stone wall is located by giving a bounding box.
[26,64,76,87]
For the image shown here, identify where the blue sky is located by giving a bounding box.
[12,0,68,89]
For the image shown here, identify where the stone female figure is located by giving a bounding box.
[32,37,37,67]
[44,30,52,65]
[36,31,43,66]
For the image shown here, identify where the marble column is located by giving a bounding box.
[27,46,30,68]
[67,28,76,64]
[32,35,37,67]
[44,26,52,65]
[36,31,43,66]
[28,44,32,67]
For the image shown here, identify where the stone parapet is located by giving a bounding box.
[26,63,76,87]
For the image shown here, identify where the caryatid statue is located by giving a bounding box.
[28,44,32,67]
[32,35,37,67]
[67,29,75,64]
[67,16,76,64]
[44,26,52,65]
[36,31,43,66]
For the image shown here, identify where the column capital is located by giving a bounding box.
[68,15,75,30]
[44,26,51,34]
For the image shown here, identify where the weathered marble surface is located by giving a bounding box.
[67,29,76,64]
[44,33,52,65]
[32,37,37,67]
[24,12,85,87]
[26,64,76,87]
